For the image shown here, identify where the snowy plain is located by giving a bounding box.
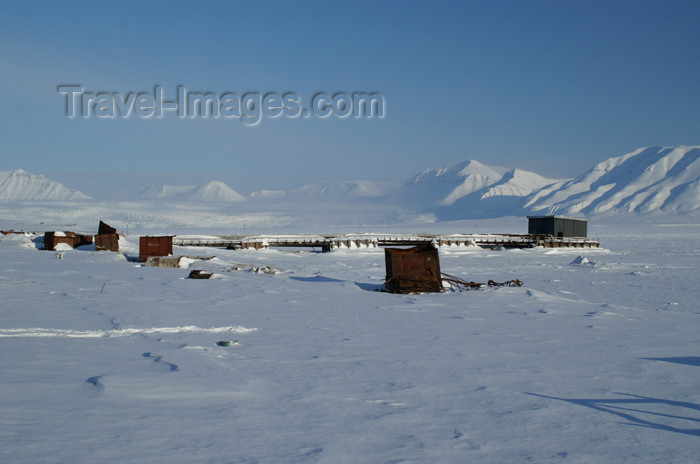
[1,221,699,464]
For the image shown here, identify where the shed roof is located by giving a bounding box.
[526,215,589,222]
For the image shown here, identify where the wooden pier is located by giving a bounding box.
[172,233,599,251]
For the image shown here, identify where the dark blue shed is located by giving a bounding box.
[527,216,588,238]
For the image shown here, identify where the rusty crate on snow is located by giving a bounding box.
[98,220,118,235]
[139,236,173,261]
[44,231,94,250]
[95,233,119,252]
[95,221,119,252]
[385,244,443,294]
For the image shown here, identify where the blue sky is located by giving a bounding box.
[1,0,699,194]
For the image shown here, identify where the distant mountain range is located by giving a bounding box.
[2,146,699,219]
[139,180,246,202]
[391,146,700,219]
[139,179,399,203]
[387,159,564,220]
[525,146,700,216]
[0,169,91,201]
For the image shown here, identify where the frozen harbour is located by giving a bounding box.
[3,0,699,460]
[1,225,699,463]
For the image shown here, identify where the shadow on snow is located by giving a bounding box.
[640,356,700,367]
[527,392,700,437]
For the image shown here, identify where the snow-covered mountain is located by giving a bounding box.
[187,181,246,202]
[4,145,699,224]
[289,180,397,200]
[482,168,562,200]
[526,146,700,216]
[138,184,196,199]
[388,160,507,209]
[386,160,561,219]
[0,169,91,201]
[139,180,246,202]
[439,168,563,220]
[386,146,700,220]
[249,189,286,200]
[250,180,399,202]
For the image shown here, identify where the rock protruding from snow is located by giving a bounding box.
[570,256,594,266]
[0,169,91,201]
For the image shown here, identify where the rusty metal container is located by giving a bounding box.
[95,221,119,251]
[139,236,173,261]
[44,231,94,250]
[98,220,118,235]
[44,231,73,250]
[95,233,119,252]
[385,244,443,294]
[73,234,94,248]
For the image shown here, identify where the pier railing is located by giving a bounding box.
[172,233,599,251]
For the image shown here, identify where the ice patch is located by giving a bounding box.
[570,256,595,266]
[0,325,257,338]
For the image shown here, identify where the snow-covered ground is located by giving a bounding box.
[1,224,699,463]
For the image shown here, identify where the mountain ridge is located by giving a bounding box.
[138,180,246,202]
[0,169,91,201]
[525,145,700,216]
[3,145,698,220]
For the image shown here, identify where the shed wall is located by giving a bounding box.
[528,217,587,238]
[96,233,119,252]
[139,236,173,261]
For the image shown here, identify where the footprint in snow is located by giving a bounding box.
[453,429,480,450]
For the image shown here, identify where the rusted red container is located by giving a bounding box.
[95,233,119,252]
[139,236,173,261]
[385,244,443,294]
[74,234,94,248]
[44,231,94,250]
[44,231,73,250]
[98,220,118,235]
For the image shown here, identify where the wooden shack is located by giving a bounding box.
[385,244,443,294]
